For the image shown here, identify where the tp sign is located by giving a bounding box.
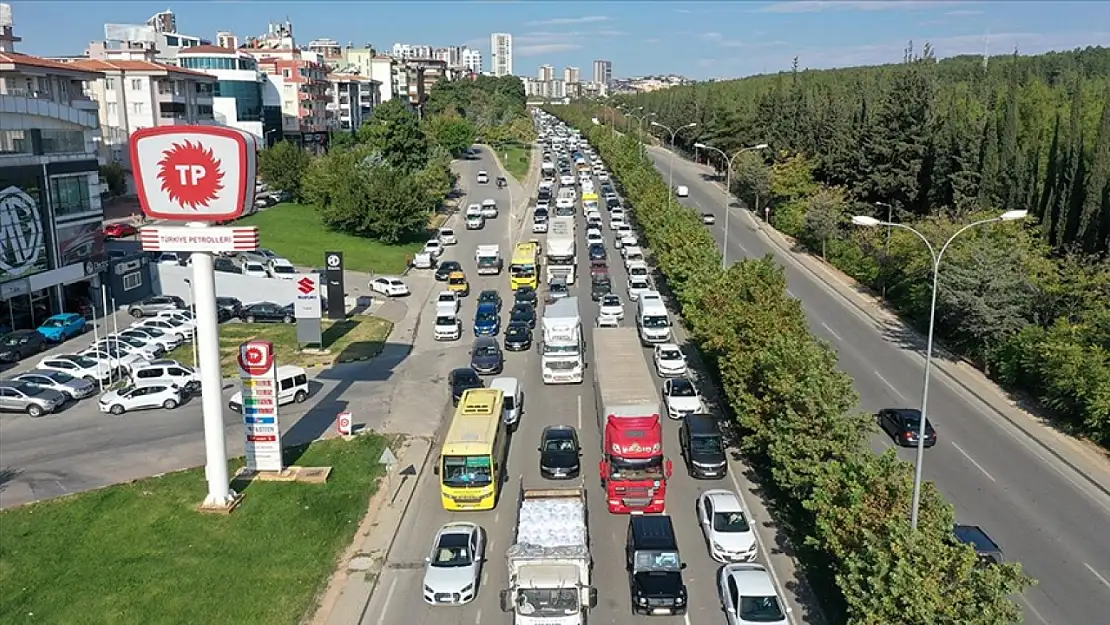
[238,340,284,472]
[130,125,257,222]
[140,226,260,253]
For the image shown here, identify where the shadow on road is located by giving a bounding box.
[0,466,23,493]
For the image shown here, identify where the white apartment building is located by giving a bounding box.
[341,46,398,102]
[176,46,265,141]
[491,33,512,77]
[145,10,176,34]
[391,43,433,61]
[327,72,380,133]
[216,31,238,50]
[593,59,612,85]
[563,66,580,84]
[72,58,216,134]
[95,23,209,66]
[461,48,482,74]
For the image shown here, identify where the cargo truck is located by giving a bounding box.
[546,216,576,285]
[542,297,584,384]
[476,244,503,275]
[591,327,671,514]
[500,484,598,625]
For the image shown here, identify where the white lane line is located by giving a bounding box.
[1018,595,1051,625]
[873,370,906,401]
[375,576,398,625]
[577,394,583,430]
[820,322,842,342]
[949,441,996,482]
[494,512,500,523]
[482,571,489,586]
[1086,562,1110,591]
[683,611,692,625]
[476,608,483,624]
[785,288,796,297]
[728,470,797,625]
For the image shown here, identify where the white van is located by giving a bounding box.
[490,377,522,430]
[676,185,689,197]
[637,292,672,344]
[227,365,309,412]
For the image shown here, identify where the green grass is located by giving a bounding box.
[174,317,393,376]
[237,204,423,274]
[496,142,531,181]
[0,435,389,625]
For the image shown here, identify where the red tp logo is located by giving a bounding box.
[238,340,275,377]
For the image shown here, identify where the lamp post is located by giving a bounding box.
[628,111,654,159]
[875,201,894,297]
[850,209,1029,530]
[650,121,697,207]
[694,142,769,269]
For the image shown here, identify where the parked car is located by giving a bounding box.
[97,335,164,359]
[216,297,242,322]
[11,370,97,402]
[37,313,86,343]
[268,258,298,280]
[119,326,181,351]
[214,257,242,274]
[130,359,200,392]
[371,277,410,297]
[0,329,47,362]
[37,354,113,383]
[0,380,66,418]
[98,382,185,415]
[127,295,186,319]
[79,345,145,374]
[103,223,138,239]
[421,522,485,606]
[241,261,270,278]
[239,302,295,324]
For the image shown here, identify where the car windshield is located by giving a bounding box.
[1,335,22,346]
[453,371,480,387]
[449,276,466,285]
[42,371,74,383]
[246,263,265,272]
[441,229,454,237]
[692,436,723,455]
[660,349,682,360]
[272,265,295,274]
[602,296,620,307]
[42,319,65,328]
[739,595,786,622]
[432,535,473,567]
[479,293,498,304]
[474,343,499,357]
[713,511,750,533]
[633,550,682,572]
[436,316,456,326]
[438,295,455,303]
[476,312,496,324]
[551,283,568,294]
[643,315,669,328]
[441,263,461,272]
[670,380,696,397]
[515,588,580,617]
[63,356,98,368]
[13,381,47,396]
[543,436,576,452]
[508,326,528,337]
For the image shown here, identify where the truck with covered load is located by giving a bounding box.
[475,244,503,275]
[591,326,671,514]
[542,297,583,384]
[546,216,576,285]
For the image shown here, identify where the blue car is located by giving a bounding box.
[474,303,501,337]
[37,312,87,343]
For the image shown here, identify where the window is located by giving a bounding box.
[213,80,263,121]
[50,175,92,216]
[165,35,179,47]
[0,129,31,155]
[282,69,291,78]
[132,102,145,115]
[39,130,85,155]
[130,78,143,90]
[122,272,142,291]
[106,102,119,119]
[180,56,235,71]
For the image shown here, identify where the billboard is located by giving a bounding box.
[238,340,284,472]
[57,221,105,267]
[0,185,49,282]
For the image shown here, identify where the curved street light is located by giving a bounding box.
[851,209,1028,531]
[694,142,769,269]
[650,121,697,209]
[627,111,655,159]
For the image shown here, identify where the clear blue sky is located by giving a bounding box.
[10,1,1109,80]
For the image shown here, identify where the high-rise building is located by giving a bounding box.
[539,64,554,81]
[146,9,176,34]
[391,42,434,60]
[563,66,579,84]
[593,59,612,85]
[491,32,512,77]
[461,48,482,74]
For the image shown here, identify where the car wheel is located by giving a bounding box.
[109,404,125,415]
[83,375,97,383]
[246,315,256,323]
[27,404,44,418]
[163,398,178,410]
[130,309,143,318]
[294,390,308,403]
[283,315,293,323]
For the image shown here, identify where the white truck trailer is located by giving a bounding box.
[546,216,576,285]
[500,484,597,625]
[475,244,503,275]
[542,296,583,384]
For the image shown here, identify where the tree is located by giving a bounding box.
[770,153,819,204]
[99,163,126,197]
[413,154,457,204]
[359,166,436,243]
[732,152,772,212]
[507,116,537,145]
[423,114,477,157]
[357,99,429,174]
[258,140,311,201]
[803,186,848,259]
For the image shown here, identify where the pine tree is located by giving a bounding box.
[1078,92,1110,251]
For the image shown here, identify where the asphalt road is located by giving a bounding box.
[362,152,808,625]
[648,146,1110,625]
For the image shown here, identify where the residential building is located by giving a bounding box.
[341,45,398,102]
[593,59,612,85]
[580,80,608,98]
[563,66,579,84]
[254,55,329,151]
[145,10,176,34]
[307,38,344,67]
[216,31,238,50]
[241,20,295,52]
[391,43,434,61]
[327,72,380,133]
[176,45,270,142]
[491,33,512,77]
[401,58,450,108]
[461,48,482,74]
[539,64,554,81]
[95,23,210,65]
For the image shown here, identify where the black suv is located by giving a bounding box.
[626,515,687,615]
[679,414,728,479]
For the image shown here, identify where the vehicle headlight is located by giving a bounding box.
[675,596,685,605]
[712,542,724,552]
[424,585,434,593]
[461,583,474,593]
[638,597,648,605]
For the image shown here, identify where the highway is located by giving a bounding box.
[362,139,807,625]
[647,145,1110,625]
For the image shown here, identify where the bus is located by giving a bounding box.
[510,241,540,291]
[438,388,508,511]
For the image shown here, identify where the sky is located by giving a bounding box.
[9,1,1110,80]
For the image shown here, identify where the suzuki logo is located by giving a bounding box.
[297,277,315,295]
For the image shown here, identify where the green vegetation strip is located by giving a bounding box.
[497,142,532,181]
[237,204,421,274]
[175,317,392,376]
[0,435,388,625]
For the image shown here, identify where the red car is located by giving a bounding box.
[103,223,138,239]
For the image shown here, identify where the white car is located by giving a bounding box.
[120,327,181,351]
[422,522,484,606]
[438,227,457,245]
[598,293,624,320]
[663,377,704,419]
[596,313,619,328]
[99,382,185,415]
[628,277,652,301]
[268,258,298,280]
[412,252,435,269]
[653,343,688,377]
[435,291,461,317]
[38,354,113,383]
[702,213,717,225]
[93,338,158,361]
[532,220,548,234]
[79,346,145,374]
[370,277,410,297]
[154,310,196,330]
[465,203,483,218]
[718,563,790,625]
[132,317,193,341]
[620,231,639,248]
[535,199,550,211]
[476,170,489,184]
[559,174,575,186]
[597,171,610,181]
[467,214,485,230]
[423,239,444,258]
[241,261,269,278]
[480,199,498,218]
[616,223,633,240]
[627,262,650,281]
[611,221,627,241]
[586,229,604,246]
[676,185,689,197]
[624,249,646,270]
[434,314,462,341]
[105,333,165,358]
[699,490,758,563]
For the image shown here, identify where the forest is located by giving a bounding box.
[616,45,1110,447]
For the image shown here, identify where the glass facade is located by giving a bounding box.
[50,175,93,217]
[180,56,258,71]
[213,80,263,122]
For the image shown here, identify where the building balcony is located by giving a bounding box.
[0,92,100,129]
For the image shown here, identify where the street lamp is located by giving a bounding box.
[874,201,894,297]
[650,121,697,206]
[694,142,769,269]
[851,209,1029,530]
[628,111,654,159]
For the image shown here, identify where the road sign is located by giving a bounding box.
[139,226,259,253]
[324,251,346,320]
[293,273,322,319]
[130,125,257,222]
[337,411,352,436]
[238,340,284,472]
[378,447,398,467]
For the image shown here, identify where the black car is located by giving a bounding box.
[0,330,47,362]
[239,302,294,323]
[679,414,728,479]
[878,408,937,447]
[514,285,538,308]
[509,303,536,328]
[590,273,612,301]
[588,243,607,261]
[448,367,483,405]
[954,525,1005,566]
[214,257,242,274]
[503,322,532,351]
[534,206,550,219]
[606,196,621,209]
[539,425,581,479]
[215,296,242,322]
[469,336,504,375]
[626,515,687,616]
[435,260,463,281]
[477,289,502,312]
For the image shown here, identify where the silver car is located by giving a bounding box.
[422,522,485,606]
[0,380,66,417]
[11,370,97,401]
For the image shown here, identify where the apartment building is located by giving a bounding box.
[327,72,380,133]
[400,58,450,108]
[342,45,398,102]
[177,45,270,142]
[563,66,580,85]
[592,59,612,85]
[461,48,482,74]
[391,43,433,61]
[539,64,554,81]
[307,38,344,67]
[253,54,329,151]
[216,31,239,50]
[94,23,210,66]
[491,33,512,77]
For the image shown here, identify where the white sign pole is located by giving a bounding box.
[190,222,235,507]
[92,292,102,391]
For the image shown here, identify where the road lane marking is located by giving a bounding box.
[785,288,796,297]
[949,441,996,482]
[1018,595,1051,625]
[728,470,797,625]
[1086,562,1110,591]
[374,576,398,625]
[819,322,842,342]
[683,612,692,625]
[494,512,499,523]
[873,371,906,401]
[482,571,489,586]
[476,608,482,624]
[577,394,583,430]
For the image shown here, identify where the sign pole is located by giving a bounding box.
[92,294,102,391]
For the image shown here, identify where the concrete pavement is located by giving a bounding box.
[647,143,1110,625]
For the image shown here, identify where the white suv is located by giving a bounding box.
[434,315,462,341]
[130,359,200,393]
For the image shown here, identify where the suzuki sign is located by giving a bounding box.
[294,273,323,346]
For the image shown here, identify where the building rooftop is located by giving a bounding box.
[176,44,242,56]
[68,58,213,78]
[0,51,103,77]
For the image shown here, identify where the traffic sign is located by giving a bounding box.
[378,447,398,467]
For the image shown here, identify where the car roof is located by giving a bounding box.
[440,521,478,534]
[657,343,680,350]
[723,564,777,596]
[704,490,743,513]
[474,336,497,347]
[450,367,478,377]
[542,425,576,438]
[888,408,923,419]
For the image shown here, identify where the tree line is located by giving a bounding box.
[547,103,1031,623]
[614,45,1110,448]
[256,75,531,244]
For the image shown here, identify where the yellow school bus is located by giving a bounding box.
[439,388,507,511]
[509,241,540,291]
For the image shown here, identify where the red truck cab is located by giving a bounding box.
[599,415,672,513]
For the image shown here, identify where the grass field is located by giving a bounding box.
[174,317,392,376]
[237,204,423,274]
[0,435,389,625]
[497,142,532,181]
